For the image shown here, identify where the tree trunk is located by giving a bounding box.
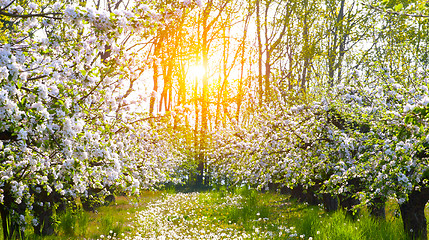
[368,196,385,219]
[0,183,26,239]
[0,205,9,240]
[32,187,57,236]
[197,0,214,188]
[322,193,338,212]
[33,206,54,236]
[337,178,362,219]
[305,185,321,206]
[338,193,360,219]
[256,0,263,106]
[264,46,271,99]
[150,37,162,117]
[81,188,103,212]
[236,11,250,123]
[280,186,291,195]
[290,184,306,203]
[300,0,309,93]
[194,68,200,186]
[399,188,429,240]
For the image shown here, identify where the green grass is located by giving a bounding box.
[21,191,161,240]
[294,207,407,240]
[121,188,410,239]
[202,188,407,239]
[0,189,423,239]
[209,187,283,233]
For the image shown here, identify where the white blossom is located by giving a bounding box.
[28,2,38,11]
[0,66,8,79]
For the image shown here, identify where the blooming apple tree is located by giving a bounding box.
[205,67,429,238]
[0,0,198,237]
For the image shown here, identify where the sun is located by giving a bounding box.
[187,64,206,80]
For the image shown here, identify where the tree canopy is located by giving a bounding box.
[2,0,429,239]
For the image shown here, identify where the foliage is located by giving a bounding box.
[2,0,429,237]
[0,0,197,237]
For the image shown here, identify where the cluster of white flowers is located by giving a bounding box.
[0,0,198,235]
[0,66,8,79]
[28,2,38,11]
[123,192,292,239]
[205,67,429,209]
[0,0,12,8]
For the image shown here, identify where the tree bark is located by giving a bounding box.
[322,193,338,212]
[0,205,8,240]
[290,184,306,203]
[150,37,162,117]
[368,196,386,219]
[256,0,263,106]
[338,193,360,219]
[338,178,362,219]
[81,187,103,212]
[0,182,26,239]
[304,184,321,206]
[32,187,57,236]
[399,187,429,240]
[300,0,310,93]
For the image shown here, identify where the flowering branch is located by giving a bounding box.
[0,10,62,19]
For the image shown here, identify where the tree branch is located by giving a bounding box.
[366,4,429,18]
[19,85,60,101]
[0,10,62,19]
[0,131,16,141]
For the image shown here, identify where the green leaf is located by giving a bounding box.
[404,115,412,124]
[394,3,403,11]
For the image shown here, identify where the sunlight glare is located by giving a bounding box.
[188,64,206,80]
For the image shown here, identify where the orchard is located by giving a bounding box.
[1,0,429,239]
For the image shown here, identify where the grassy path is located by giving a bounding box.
[120,189,408,240]
[122,189,297,240]
[24,188,410,239]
